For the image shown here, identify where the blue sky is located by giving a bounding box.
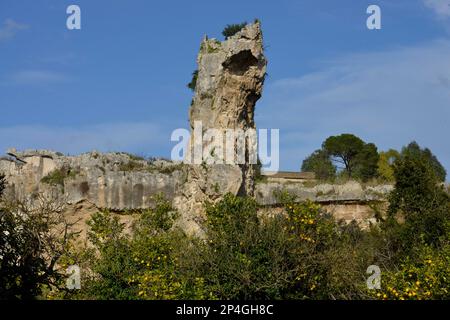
[1,0,450,176]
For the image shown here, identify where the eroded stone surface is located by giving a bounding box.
[255,181,394,206]
[0,149,184,210]
[174,22,267,234]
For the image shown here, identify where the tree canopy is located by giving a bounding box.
[322,134,367,178]
[401,141,446,182]
[377,149,401,182]
[302,134,379,181]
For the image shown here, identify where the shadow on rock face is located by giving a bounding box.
[222,50,258,76]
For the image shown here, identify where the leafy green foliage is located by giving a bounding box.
[401,141,446,182]
[301,149,336,180]
[254,158,267,183]
[388,149,450,247]
[358,142,450,300]
[41,167,78,187]
[377,149,400,182]
[353,143,379,181]
[183,195,372,300]
[222,22,247,39]
[71,195,208,300]
[323,134,368,178]
[303,134,379,181]
[370,244,450,300]
[73,189,450,300]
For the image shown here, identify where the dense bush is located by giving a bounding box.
[377,149,400,182]
[371,244,450,300]
[61,195,208,300]
[60,194,386,300]
[388,150,450,247]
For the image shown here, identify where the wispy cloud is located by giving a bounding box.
[256,40,450,174]
[6,70,70,86]
[0,18,28,42]
[424,0,450,19]
[0,122,168,156]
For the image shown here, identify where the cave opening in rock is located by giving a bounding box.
[222,50,258,76]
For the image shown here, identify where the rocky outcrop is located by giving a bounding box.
[174,21,267,234]
[0,149,185,210]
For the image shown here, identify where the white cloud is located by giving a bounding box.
[7,70,70,85]
[0,19,28,41]
[0,122,169,157]
[256,40,450,175]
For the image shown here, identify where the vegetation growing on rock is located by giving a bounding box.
[41,167,79,187]
[187,70,198,92]
[222,22,247,39]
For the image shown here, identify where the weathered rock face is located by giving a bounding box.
[256,181,394,206]
[0,149,185,210]
[174,22,267,234]
[190,21,266,195]
[189,22,266,133]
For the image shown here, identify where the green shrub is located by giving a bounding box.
[401,141,446,182]
[187,70,198,92]
[222,22,247,39]
[69,195,207,300]
[41,167,78,186]
[371,244,450,300]
[182,194,366,300]
[388,151,450,248]
[377,149,400,182]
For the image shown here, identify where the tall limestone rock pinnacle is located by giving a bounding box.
[174,21,267,235]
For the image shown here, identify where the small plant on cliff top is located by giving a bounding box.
[222,22,247,39]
